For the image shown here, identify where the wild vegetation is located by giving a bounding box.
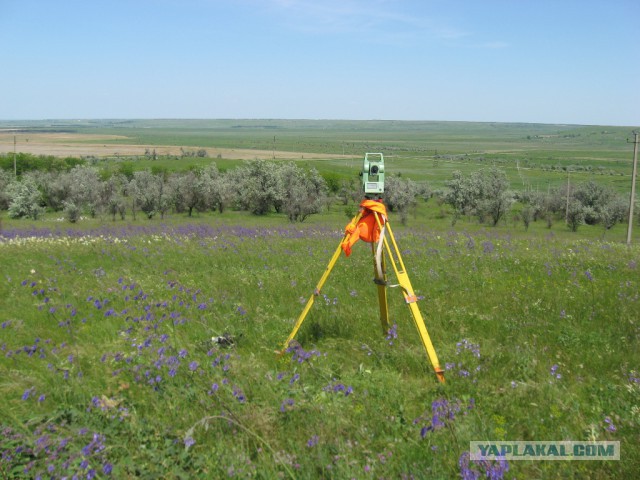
[1,220,638,478]
[0,120,638,478]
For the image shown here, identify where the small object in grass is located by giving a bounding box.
[211,332,236,347]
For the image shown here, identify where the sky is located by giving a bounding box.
[0,0,638,126]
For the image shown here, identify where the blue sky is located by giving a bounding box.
[1,0,638,125]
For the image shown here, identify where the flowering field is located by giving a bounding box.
[1,221,638,479]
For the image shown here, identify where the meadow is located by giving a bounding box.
[1,119,638,478]
[1,210,638,479]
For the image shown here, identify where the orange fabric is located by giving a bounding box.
[341,200,387,257]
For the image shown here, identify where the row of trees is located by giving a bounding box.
[0,157,434,225]
[441,167,630,232]
[0,160,632,232]
[0,161,331,223]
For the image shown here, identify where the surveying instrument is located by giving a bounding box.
[279,153,445,383]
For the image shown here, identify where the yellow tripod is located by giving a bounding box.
[280,201,445,383]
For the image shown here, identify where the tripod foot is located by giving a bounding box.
[435,368,446,384]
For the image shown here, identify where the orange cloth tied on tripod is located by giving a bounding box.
[341,199,387,257]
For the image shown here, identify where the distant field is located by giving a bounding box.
[0,119,637,192]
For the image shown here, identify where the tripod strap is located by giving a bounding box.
[375,224,385,279]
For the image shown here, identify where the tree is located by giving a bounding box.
[521,205,534,231]
[444,171,481,225]
[566,200,585,232]
[131,170,163,219]
[201,164,220,212]
[384,175,421,225]
[211,174,237,214]
[337,178,360,206]
[67,165,101,217]
[169,170,211,217]
[599,196,628,232]
[474,167,513,226]
[63,201,81,223]
[7,177,44,220]
[0,169,13,210]
[235,160,281,215]
[444,168,513,226]
[157,177,174,219]
[101,173,128,221]
[276,163,328,222]
[573,181,614,225]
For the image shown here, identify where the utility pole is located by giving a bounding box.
[565,169,571,223]
[13,135,17,176]
[627,131,639,246]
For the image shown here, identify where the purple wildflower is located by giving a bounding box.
[459,451,509,480]
[415,397,473,438]
[280,398,295,412]
[604,416,617,432]
[21,387,35,401]
[233,386,246,403]
[482,241,494,254]
[306,435,319,448]
[287,344,322,363]
[323,380,354,397]
[386,323,398,346]
[456,339,480,358]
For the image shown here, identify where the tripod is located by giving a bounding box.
[280,199,445,383]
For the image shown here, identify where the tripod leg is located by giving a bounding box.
[279,210,364,353]
[371,242,390,334]
[373,214,445,383]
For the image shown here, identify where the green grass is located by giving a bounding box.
[1,207,638,479]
